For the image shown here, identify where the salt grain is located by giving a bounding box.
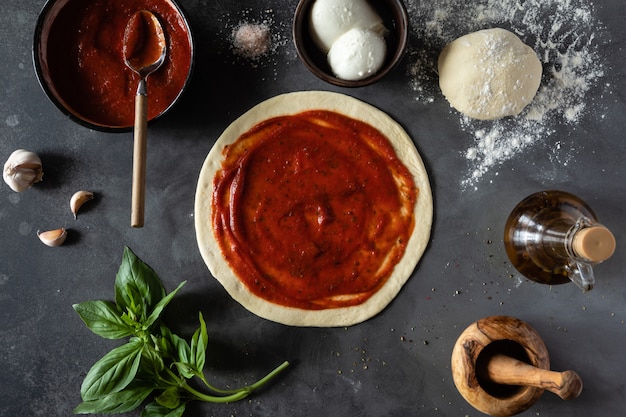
[404,0,608,189]
[219,8,290,79]
[232,23,271,59]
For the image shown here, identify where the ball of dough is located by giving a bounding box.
[438,28,542,120]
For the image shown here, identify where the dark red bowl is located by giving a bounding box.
[33,0,194,131]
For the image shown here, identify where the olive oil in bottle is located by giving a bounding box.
[504,190,615,291]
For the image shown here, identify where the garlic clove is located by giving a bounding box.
[3,149,43,192]
[70,190,94,219]
[37,228,67,247]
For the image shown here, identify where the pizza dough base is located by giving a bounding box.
[195,91,433,327]
[438,28,542,120]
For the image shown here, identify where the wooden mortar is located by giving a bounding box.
[451,316,582,417]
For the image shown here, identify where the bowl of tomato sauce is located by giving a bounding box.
[33,0,194,131]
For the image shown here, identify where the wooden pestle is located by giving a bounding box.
[452,316,584,417]
[483,353,583,400]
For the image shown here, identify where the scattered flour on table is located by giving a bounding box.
[404,0,609,189]
[5,115,19,127]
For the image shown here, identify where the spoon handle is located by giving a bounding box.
[131,84,148,228]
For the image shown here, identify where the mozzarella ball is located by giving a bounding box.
[327,27,387,81]
[309,0,385,52]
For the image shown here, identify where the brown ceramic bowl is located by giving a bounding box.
[293,0,409,87]
[33,0,194,132]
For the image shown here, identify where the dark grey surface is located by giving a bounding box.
[1,0,625,416]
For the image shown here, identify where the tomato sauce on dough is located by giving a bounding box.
[212,111,418,310]
[45,0,192,127]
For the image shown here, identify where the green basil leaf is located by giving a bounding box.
[81,340,144,401]
[155,387,181,409]
[140,342,165,377]
[73,384,153,414]
[115,247,166,322]
[73,300,135,340]
[189,329,198,365]
[141,401,186,417]
[156,325,175,358]
[172,361,194,380]
[143,281,186,330]
[168,331,191,365]
[165,327,195,378]
[191,312,208,373]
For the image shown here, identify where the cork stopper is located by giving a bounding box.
[572,226,616,262]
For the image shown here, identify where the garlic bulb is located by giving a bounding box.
[3,149,43,192]
[38,228,67,247]
[70,190,94,219]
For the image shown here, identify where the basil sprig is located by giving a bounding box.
[72,247,289,416]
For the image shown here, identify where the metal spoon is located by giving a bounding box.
[123,10,167,228]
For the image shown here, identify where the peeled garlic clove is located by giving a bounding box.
[70,190,94,219]
[3,149,44,192]
[38,228,67,247]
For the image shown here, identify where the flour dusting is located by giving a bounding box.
[5,115,19,127]
[404,0,608,189]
